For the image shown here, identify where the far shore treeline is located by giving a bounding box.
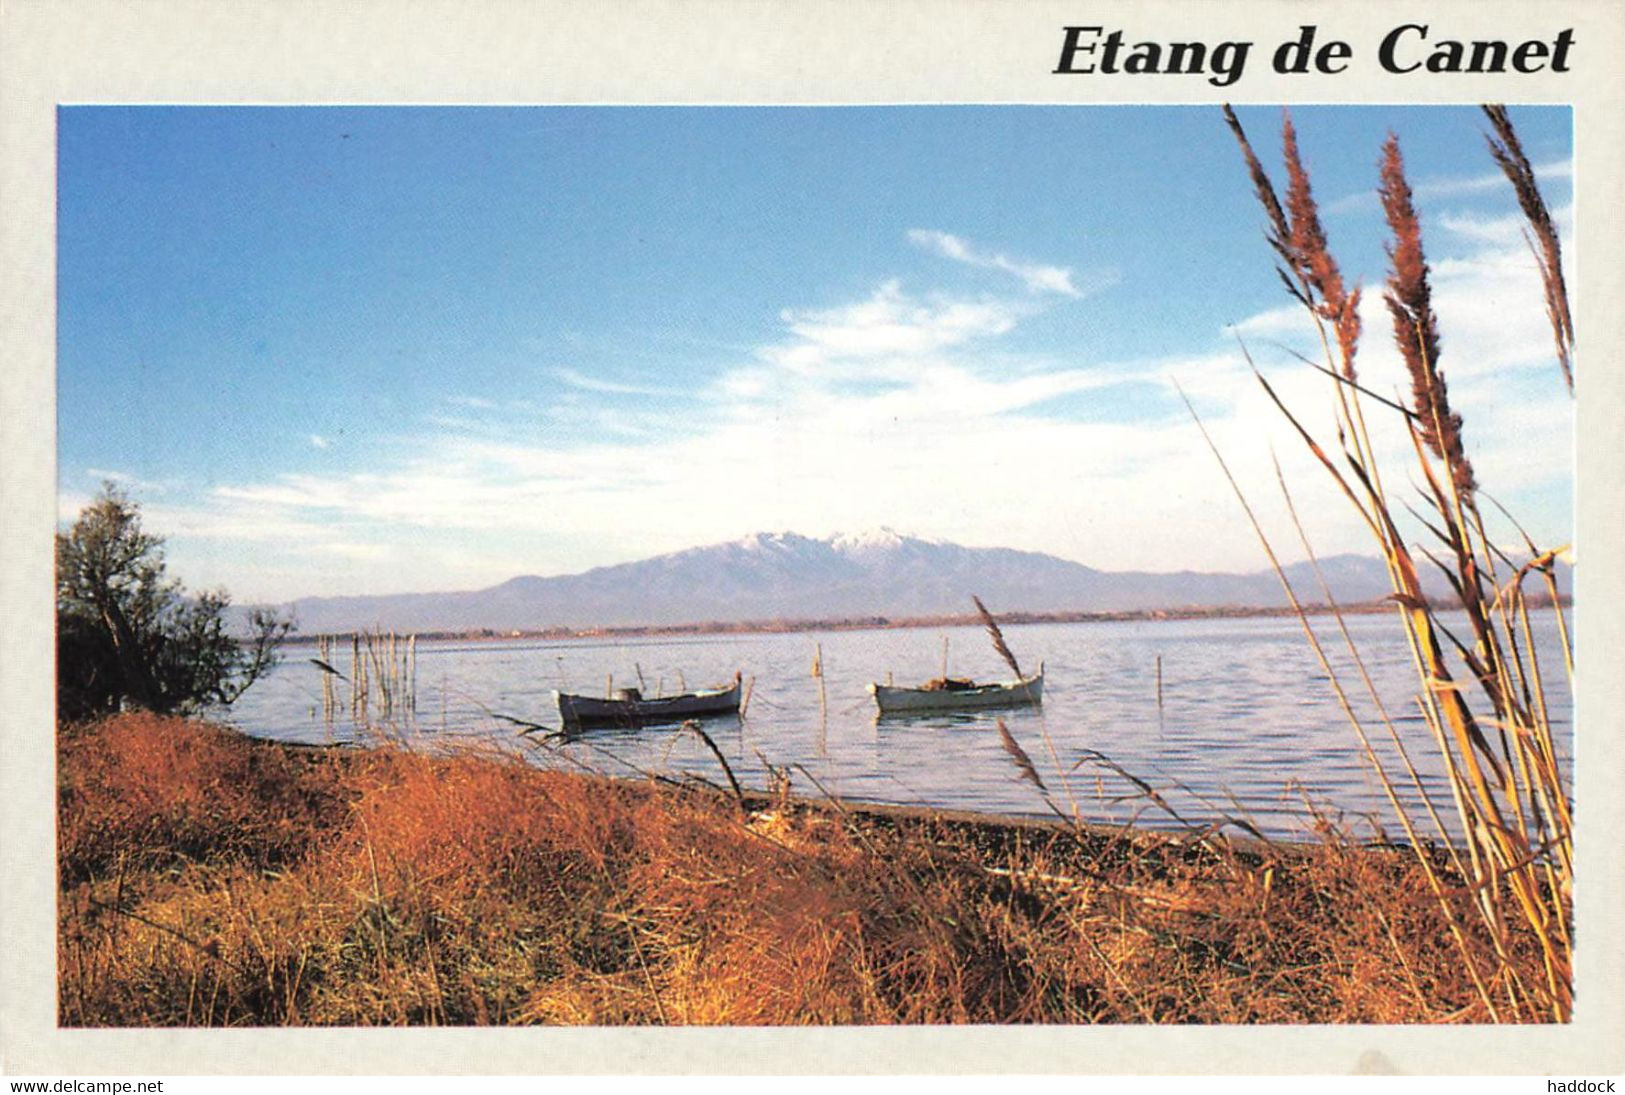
[273,592,1570,647]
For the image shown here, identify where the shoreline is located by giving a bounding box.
[278,726,1315,850]
[58,712,1538,1025]
[248,727,1411,857]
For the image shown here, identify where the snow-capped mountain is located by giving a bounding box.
[278,528,1452,634]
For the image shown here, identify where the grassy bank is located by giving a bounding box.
[58,712,1559,1025]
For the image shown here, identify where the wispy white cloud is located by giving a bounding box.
[309,542,391,562]
[1416,158,1572,199]
[1436,200,1573,249]
[1226,304,1303,341]
[1327,158,1572,215]
[758,280,1025,379]
[83,467,173,494]
[907,229,1099,297]
[309,434,331,450]
[551,366,694,399]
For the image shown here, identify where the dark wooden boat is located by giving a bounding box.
[554,672,742,727]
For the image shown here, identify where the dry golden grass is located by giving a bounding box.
[59,712,1560,1026]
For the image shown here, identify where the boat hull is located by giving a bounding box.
[869,671,1043,715]
[555,680,742,727]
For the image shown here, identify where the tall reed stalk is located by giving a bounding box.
[313,629,419,729]
[1216,105,1574,1020]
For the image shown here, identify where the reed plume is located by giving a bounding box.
[682,719,746,815]
[1282,116,1363,376]
[1224,106,1360,379]
[994,717,1046,792]
[1482,104,1573,392]
[1378,133,1475,500]
[1221,105,1293,276]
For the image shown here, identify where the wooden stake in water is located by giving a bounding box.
[1156,654,1164,712]
[362,632,372,713]
[318,635,333,721]
[401,627,412,711]
[377,631,391,715]
[941,635,950,681]
[813,640,829,719]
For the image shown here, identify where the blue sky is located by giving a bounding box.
[57,105,1574,602]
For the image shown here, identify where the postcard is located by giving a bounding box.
[3,0,1622,1078]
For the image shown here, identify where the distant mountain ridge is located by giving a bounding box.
[276,527,1491,634]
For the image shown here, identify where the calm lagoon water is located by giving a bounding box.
[226,612,1572,842]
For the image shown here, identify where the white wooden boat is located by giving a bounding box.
[869,663,1044,715]
[555,673,742,727]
